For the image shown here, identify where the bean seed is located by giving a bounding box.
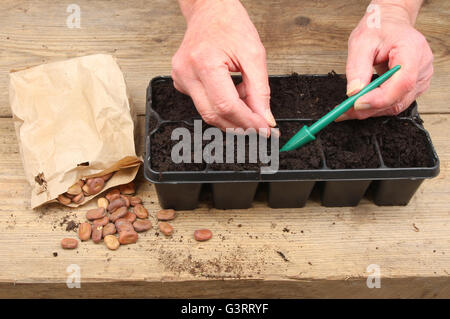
[115,218,134,233]
[86,177,105,195]
[105,189,120,201]
[92,225,103,243]
[102,223,116,237]
[107,198,127,213]
[72,192,84,204]
[78,223,92,241]
[67,183,82,195]
[118,231,138,244]
[101,172,114,182]
[97,197,109,209]
[61,238,78,249]
[159,222,173,236]
[57,194,71,205]
[157,209,176,221]
[121,195,130,207]
[194,229,212,242]
[82,184,91,196]
[86,207,106,220]
[133,204,148,219]
[64,193,75,199]
[133,219,152,232]
[104,235,120,250]
[109,206,128,223]
[119,182,135,195]
[123,211,137,223]
[93,216,109,227]
[130,196,142,206]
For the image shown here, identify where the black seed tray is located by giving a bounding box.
[144,75,439,210]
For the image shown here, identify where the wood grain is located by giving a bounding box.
[0,114,449,298]
[0,0,448,117]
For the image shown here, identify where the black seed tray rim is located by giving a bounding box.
[144,75,440,184]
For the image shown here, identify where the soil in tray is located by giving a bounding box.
[151,77,242,122]
[319,119,380,169]
[150,123,206,172]
[151,79,200,121]
[151,122,261,172]
[152,74,416,122]
[269,71,348,119]
[376,119,435,168]
[276,121,323,170]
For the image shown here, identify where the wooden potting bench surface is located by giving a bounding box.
[0,0,449,298]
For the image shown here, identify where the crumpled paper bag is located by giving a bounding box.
[9,54,142,209]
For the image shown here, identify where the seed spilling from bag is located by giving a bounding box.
[159,222,173,236]
[133,204,148,219]
[72,193,84,204]
[67,183,82,196]
[86,207,106,221]
[194,229,212,242]
[133,219,152,232]
[104,235,120,250]
[78,222,92,241]
[61,238,78,249]
[119,182,135,195]
[101,172,114,182]
[85,177,105,195]
[157,209,176,221]
[57,194,71,205]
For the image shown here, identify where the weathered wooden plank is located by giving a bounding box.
[0,0,448,116]
[0,114,448,298]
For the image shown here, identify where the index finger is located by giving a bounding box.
[198,64,270,132]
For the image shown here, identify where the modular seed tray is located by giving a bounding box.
[144,75,440,210]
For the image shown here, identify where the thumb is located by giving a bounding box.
[354,48,419,111]
[346,37,377,96]
[239,52,276,127]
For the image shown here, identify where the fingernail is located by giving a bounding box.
[346,79,364,96]
[354,102,371,111]
[336,114,351,122]
[265,109,277,127]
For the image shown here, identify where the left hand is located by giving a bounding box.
[339,2,433,121]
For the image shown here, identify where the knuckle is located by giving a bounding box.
[214,100,234,116]
[247,43,266,60]
[354,112,368,120]
[171,55,185,78]
[401,75,416,93]
[201,112,219,126]
[348,27,364,45]
[392,102,404,115]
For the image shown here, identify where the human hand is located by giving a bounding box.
[339,0,433,120]
[172,0,275,134]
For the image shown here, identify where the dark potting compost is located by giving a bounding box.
[145,74,439,209]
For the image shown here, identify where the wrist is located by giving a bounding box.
[178,0,241,23]
[370,0,423,25]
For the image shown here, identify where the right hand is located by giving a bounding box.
[172,0,276,134]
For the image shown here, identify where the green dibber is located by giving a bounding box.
[280,65,401,152]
